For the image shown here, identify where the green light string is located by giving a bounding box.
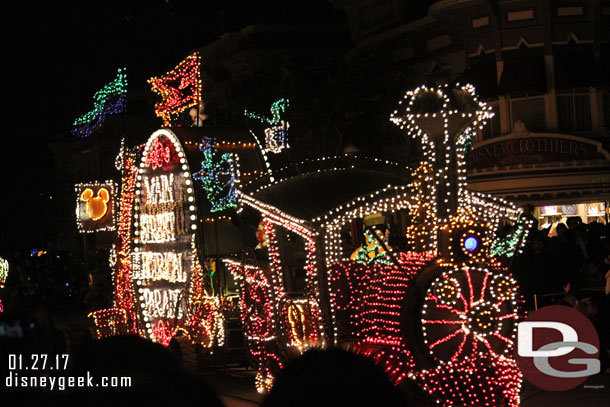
[490,219,531,257]
[244,98,289,125]
[72,68,127,137]
[0,257,8,286]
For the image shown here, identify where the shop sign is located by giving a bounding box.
[466,135,610,170]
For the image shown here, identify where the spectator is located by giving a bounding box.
[69,335,224,406]
[29,306,69,355]
[567,218,588,260]
[262,348,412,407]
[519,203,539,240]
[550,223,582,292]
[577,293,610,372]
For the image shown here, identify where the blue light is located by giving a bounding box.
[464,237,478,252]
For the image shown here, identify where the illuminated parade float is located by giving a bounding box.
[224,84,530,405]
[80,50,532,406]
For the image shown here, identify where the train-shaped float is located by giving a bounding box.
[85,77,530,406]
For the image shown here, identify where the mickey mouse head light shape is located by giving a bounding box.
[81,187,110,220]
[75,181,116,233]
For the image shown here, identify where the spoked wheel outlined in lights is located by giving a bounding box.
[419,266,519,364]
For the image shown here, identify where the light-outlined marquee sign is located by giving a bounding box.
[75,181,117,233]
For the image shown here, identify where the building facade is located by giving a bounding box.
[335,0,610,226]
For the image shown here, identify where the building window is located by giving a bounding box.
[557,93,592,131]
[507,9,535,22]
[510,97,546,132]
[427,35,452,52]
[482,103,501,140]
[557,6,584,16]
[393,46,415,62]
[472,16,490,29]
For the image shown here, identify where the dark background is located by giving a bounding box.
[1,0,361,253]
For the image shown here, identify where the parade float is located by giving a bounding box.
[77,50,531,406]
[224,84,532,405]
[88,128,231,350]
[80,53,263,356]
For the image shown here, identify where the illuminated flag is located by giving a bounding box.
[72,68,128,138]
[148,52,202,126]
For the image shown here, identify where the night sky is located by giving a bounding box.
[11,0,346,138]
[2,0,346,252]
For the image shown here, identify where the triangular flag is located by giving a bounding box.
[148,52,202,126]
